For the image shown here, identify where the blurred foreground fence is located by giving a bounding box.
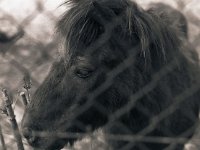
[0,0,200,150]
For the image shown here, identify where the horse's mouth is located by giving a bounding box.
[32,148,62,150]
[31,143,64,150]
[28,137,67,150]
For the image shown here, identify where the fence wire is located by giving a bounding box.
[0,0,200,150]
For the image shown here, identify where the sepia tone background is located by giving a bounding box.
[0,0,200,149]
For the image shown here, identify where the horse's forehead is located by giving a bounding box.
[67,54,97,67]
[76,56,88,61]
[73,56,90,64]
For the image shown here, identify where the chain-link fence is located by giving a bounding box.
[0,0,200,150]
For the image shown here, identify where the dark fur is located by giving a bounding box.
[148,3,188,38]
[21,0,200,150]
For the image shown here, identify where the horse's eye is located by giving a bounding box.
[75,69,93,78]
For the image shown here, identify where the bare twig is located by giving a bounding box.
[2,89,24,150]
[23,73,32,103]
[20,92,28,106]
[0,123,6,150]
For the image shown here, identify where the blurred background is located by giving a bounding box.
[0,0,199,150]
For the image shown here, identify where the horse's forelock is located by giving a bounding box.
[57,1,104,54]
[57,0,181,63]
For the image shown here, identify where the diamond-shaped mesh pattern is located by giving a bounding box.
[0,0,200,150]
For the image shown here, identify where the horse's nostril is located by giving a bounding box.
[22,127,32,139]
[22,127,37,144]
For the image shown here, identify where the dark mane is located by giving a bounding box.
[57,0,182,66]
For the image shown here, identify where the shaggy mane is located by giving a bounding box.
[57,0,183,65]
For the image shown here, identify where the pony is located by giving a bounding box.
[21,0,200,149]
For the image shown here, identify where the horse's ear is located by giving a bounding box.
[91,1,117,26]
[93,1,116,19]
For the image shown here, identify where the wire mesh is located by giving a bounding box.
[0,0,200,150]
